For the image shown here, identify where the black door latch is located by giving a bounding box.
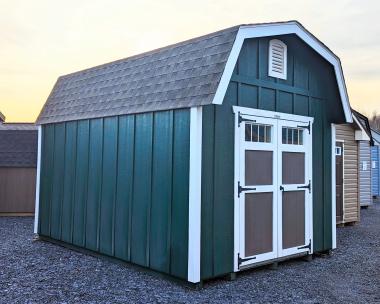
[238,182,256,197]
[238,112,256,127]
[297,180,312,193]
[238,253,256,269]
[297,121,311,134]
[298,239,312,252]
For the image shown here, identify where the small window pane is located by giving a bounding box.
[299,130,304,145]
[282,128,287,144]
[287,129,293,144]
[294,129,299,145]
[252,125,259,142]
[259,125,265,142]
[265,126,272,143]
[245,124,251,142]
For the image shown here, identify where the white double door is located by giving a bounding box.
[236,108,313,269]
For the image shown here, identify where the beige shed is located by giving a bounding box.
[335,112,371,225]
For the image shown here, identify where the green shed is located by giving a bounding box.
[35,21,353,284]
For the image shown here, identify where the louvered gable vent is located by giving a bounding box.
[268,39,287,80]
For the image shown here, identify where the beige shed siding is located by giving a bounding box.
[359,141,372,206]
[336,124,359,223]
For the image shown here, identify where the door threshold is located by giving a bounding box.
[239,252,309,271]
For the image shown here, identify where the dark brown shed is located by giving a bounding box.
[0,114,38,215]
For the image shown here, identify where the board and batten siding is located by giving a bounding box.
[335,124,359,223]
[371,146,380,197]
[200,35,346,280]
[38,109,190,280]
[358,141,372,206]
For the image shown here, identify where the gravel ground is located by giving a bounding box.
[1,204,379,304]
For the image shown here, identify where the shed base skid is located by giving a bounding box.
[238,252,309,272]
[0,213,34,217]
[34,235,202,289]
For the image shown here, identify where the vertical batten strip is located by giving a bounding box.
[331,123,337,249]
[188,106,203,283]
[34,126,42,234]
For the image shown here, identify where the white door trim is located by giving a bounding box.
[188,106,202,283]
[34,125,42,234]
[233,106,313,271]
[233,106,314,124]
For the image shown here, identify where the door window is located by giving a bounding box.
[245,123,272,143]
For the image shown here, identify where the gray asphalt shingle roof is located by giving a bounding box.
[0,124,38,167]
[37,26,239,124]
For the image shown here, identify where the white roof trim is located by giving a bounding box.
[353,114,370,141]
[212,21,353,123]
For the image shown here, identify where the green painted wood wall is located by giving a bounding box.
[38,109,190,280]
[200,35,346,280]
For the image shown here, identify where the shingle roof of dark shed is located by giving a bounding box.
[0,126,38,167]
[37,26,240,124]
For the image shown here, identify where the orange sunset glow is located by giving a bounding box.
[1,0,379,122]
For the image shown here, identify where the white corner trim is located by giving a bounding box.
[34,125,42,234]
[353,115,370,141]
[212,22,353,123]
[331,124,337,249]
[188,106,202,283]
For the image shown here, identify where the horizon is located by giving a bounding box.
[1,0,379,122]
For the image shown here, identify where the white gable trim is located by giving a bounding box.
[353,114,371,141]
[212,21,353,123]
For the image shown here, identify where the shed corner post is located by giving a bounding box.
[331,123,337,249]
[34,125,42,234]
[188,106,203,283]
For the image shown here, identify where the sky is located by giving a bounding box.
[1,0,379,122]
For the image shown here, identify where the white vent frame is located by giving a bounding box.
[268,39,287,79]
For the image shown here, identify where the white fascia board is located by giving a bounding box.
[331,123,337,249]
[188,106,202,283]
[353,115,370,141]
[34,125,42,234]
[212,22,353,123]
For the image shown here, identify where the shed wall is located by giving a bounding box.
[371,146,380,196]
[38,109,190,280]
[336,124,359,223]
[0,167,36,214]
[201,35,345,280]
[358,141,372,206]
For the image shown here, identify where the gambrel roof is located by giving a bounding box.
[37,21,352,124]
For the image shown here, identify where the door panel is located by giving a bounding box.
[239,114,278,267]
[245,193,273,256]
[278,119,311,257]
[245,150,273,185]
[282,152,305,184]
[282,191,305,249]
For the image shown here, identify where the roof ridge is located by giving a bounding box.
[59,25,241,80]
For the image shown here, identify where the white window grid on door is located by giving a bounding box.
[233,106,314,271]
